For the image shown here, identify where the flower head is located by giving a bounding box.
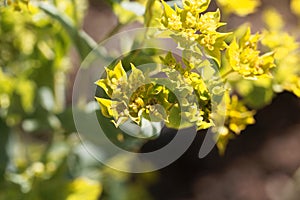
[227,28,275,78]
[160,0,230,66]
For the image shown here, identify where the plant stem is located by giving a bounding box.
[221,69,234,79]
[101,22,123,43]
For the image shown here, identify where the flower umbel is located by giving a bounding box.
[96,55,213,130]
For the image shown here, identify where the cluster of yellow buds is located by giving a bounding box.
[225,95,255,135]
[96,52,214,130]
[214,92,256,154]
[227,28,275,78]
[160,0,230,64]
[96,61,172,127]
[261,9,300,98]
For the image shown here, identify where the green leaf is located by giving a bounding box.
[236,79,274,109]
[0,118,9,182]
[37,2,97,60]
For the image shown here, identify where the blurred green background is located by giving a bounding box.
[0,1,157,199]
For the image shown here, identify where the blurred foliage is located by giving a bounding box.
[0,0,158,199]
[0,0,103,199]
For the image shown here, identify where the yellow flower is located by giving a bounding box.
[168,13,182,31]
[185,11,197,28]
[226,95,255,134]
[67,177,102,200]
[261,11,300,98]
[291,77,300,97]
[291,0,300,16]
[262,31,298,60]
[199,34,217,51]
[212,93,255,155]
[96,62,172,126]
[213,92,255,153]
[216,0,260,16]
[197,9,225,33]
[282,76,300,98]
[95,61,127,98]
[160,1,230,66]
[262,8,284,31]
[227,28,275,78]
[181,29,199,41]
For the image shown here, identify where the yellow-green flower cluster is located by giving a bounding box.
[96,54,213,130]
[96,61,170,127]
[160,0,230,64]
[262,9,300,97]
[225,94,255,135]
[95,0,300,155]
[227,28,275,78]
[160,52,213,130]
[285,77,300,97]
[214,93,255,154]
[214,92,255,135]
[95,61,169,127]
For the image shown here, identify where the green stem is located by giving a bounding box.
[71,0,79,27]
[101,22,123,43]
[221,69,234,79]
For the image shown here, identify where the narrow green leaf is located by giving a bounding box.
[37,2,97,60]
[0,118,9,182]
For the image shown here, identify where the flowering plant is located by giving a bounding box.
[1,0,300,198]
[96,0,300,153]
